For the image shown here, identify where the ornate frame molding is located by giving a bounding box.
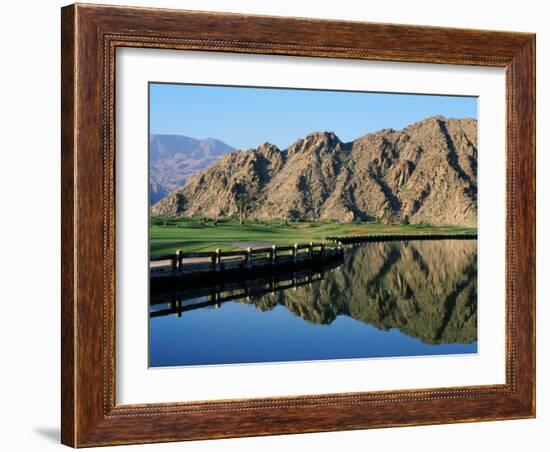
[62,4,535,447]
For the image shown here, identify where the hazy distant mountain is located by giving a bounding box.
[149,134,234,204]
[151,116,477,227]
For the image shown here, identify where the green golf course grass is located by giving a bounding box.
[149,217,477,255]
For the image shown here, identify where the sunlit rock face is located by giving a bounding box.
[152,117,477,227]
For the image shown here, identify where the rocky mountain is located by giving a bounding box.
[149,134,234,204]
[151,116,478,226]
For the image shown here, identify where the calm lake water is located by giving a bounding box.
[149,239,477,367]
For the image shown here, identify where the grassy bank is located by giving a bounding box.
[149,217,476,255]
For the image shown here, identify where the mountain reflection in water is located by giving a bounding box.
[149,239,477,367]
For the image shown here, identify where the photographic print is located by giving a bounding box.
[148,83,478,367]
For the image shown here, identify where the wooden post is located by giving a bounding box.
[320,241,325,258]
[176,249,183,272]
[171,254,177,273]
[210,251,216,271]
[245,247,252,269]
[293,243,298,263]
[215,248,221,272]
[271,244,277,263]
[308,241,313,260]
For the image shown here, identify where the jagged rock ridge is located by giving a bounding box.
[151,116,477,226]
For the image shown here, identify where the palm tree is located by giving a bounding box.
[234,180,255,226]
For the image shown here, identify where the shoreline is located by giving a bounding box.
[326,232,477,244]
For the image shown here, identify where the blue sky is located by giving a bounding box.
[149,83,477,150]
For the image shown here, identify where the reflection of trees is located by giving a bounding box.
[242,240,478,345]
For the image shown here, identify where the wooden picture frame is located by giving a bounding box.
[61,3,536,447]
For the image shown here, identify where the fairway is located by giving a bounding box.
[149,217,477,255]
